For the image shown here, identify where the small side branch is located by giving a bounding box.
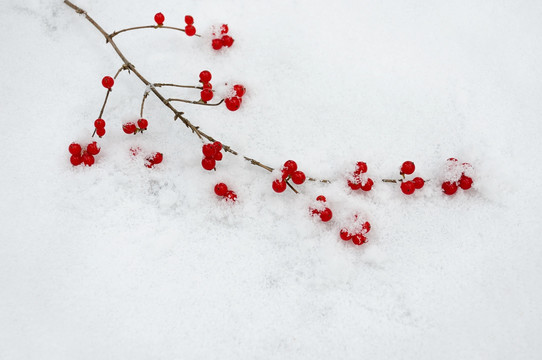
[109,25,202,40]
[168,98,224,107]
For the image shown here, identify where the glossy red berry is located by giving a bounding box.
[316,195,326,202]
[82,153,95,166]
[185,25,196,36]
[202,144,215,158]
[96,128,106,137]
[360,178,373,192]
[101,76,114,89]
[154,12,164,25]
[362,221,371,234]
[291,171,306,185]
[412,177,425,189]
[340,229,352,241]
[348,179,361,190]
[201,157,216,171]
[283,160,297,175]
[442,181,458,195]
[70,154,83,166]
[221,24,229,34]
[212,141,222,153]
[355,161,368,174]
[225,190,237,202]
[212,38,223,50]
[86,141,100,155]
[401,181,415,195]
[152,152,163,164]
[123,122,137,134]
[272,179,287,193]
[225,97,241,111]
[459,175,473,190]
[202,82,212,90]
[401,161,415,175]
[69,143,81,155]
[94,118,106,129]
[199,70,212,83]
[214,183,228,196]
[215,152,223,161]
[221,35,234,47]
[184,15,194,25]
[233,84,246,97]
[137,118,148,130]
[320,208,333,222]
[201,89,213,102]
[352,233,367,246]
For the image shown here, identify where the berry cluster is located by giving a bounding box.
[101,76,114,89]
[69,141,100,167]
[201,141,223,171]
[225,84,246,111]
[442,158,474,195]
[154,12,165,26]
[309,195,333,222]
[199,70,214,103]
[398,161,424,195]
[212,24,234,50]
[123,119,148,135]
[340,215,371,245]
[214,183,237,202]
[184,15,196,36]
[94,118,106,137]
[272,160,306,193]
[347,161,373,192]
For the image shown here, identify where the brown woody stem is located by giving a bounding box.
[109,25,201,40]
[168,98,224,106]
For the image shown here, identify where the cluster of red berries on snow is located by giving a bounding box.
[69,141,100,167]
[399,161,425,195]
[212,24,234,50]
[201,141,223,171]
[225,84,246,111]
[441,158,474,195]
[123,118,148,135]
[214,183,237,202]
[199,70,214,103]
[347,161,374,192]
[184,15,196,36]
[340,215,371,245]
[309,195,333,222]
[272,160,306,193]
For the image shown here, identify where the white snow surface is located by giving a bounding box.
[1,0,542,358]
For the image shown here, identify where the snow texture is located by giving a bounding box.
[1,0,542,359]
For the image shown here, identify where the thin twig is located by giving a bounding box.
[109,25,202,40]
[168,98,224,106]
[140,89,150,118]
[154,83,204,90]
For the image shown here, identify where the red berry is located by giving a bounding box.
[283,160,297,175]
[225,190,237,202]
[70,154,82,166]
[94,118,106,129]
[201,157,216,171]
[442,181,458,195]
[184,15,194,25]
[401,161,415,175]
[348,179,361,190]
[202,144,215,158]
[82,153,95,166]
[412,177,425,189]
[152,152,163,164]
[401,181,415,195]
[185,25,196,36]
[221,24,229,34]
[233,84,246,97]
[221,35,234,47]
[86,141,100,155]
[320,208,333,222]
[340,229,352,241]
[447,158,458,162]
[214,151,223,161]
[96,128,106,137]
[202,82,212,90]
[154,12,165,25]
[199,70,212,83]
[362,221,371,234]
[137,118,148,130]
[214,183,228,196]
[316,195,326,202]
[201,89,213,102]
[123,122,137,134]
[212,141,222,153]
[360,178,374,191]
[291,171,306,185]
[69,143,81,156]
[225,97,241,111]
[459,175,473,190]
[352,233,367,245]
[101,76,114,89]
[212,38,223,50]
[355,161,368,174]
[272,179,287,193]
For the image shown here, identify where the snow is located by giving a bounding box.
[1,0,542,358]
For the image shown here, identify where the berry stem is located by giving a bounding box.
[108,25,202,40]
[167,98,224,107]
[154,83,210,91]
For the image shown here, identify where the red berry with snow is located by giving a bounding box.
[184,15,194,25]
[154,12,165,26]
[316,195,326,202]
[86,141,100,155]
[199,70,212,83]
[69,143,81,155]
[233,84,246,97]
[225,190,237,202]
[82,153,95,167]
[221,35,234,47]
[96,128,106,137]
[360,178,373,191]
[123,122,137,134]
[412,177,425,189]
[94,118,105,129]
[348,179,362,190]
[225,97,241,111]
[201,89,213,102]
[185,25,196,36]
[352,233,367,246]
[214,183,228,196]
[442,181,458,195]
[361,221,371,234]
[221,24,229,34]
[401,161,415,175]
[70,154,83,166]
[355,161,368,174]
[340,229,352,241]
[201,157,216,171]
[137,118,148,130]
[320,208,333,222]
[291,171,306,185]
[401,181,415,195]
[272,179,287,193]
[459,175,473,190]
[212,38,223,50]
[151,152,163,164]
